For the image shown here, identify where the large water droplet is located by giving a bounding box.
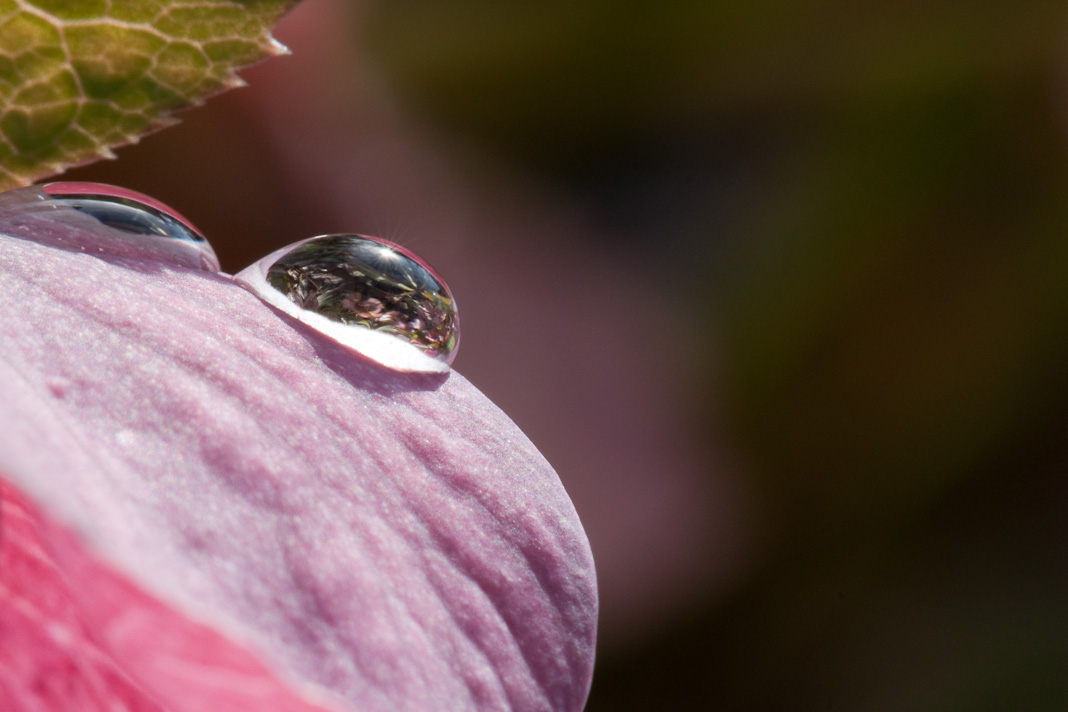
[235,234,459,373]
[0,182,218,271]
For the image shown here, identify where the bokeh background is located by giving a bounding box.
[66,0,1068,709]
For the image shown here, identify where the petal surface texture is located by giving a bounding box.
[0,221,596,711]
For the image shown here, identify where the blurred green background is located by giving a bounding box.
[67,0,1068,709]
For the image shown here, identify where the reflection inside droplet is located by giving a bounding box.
[235,234,459,373]
[0,182,219,271]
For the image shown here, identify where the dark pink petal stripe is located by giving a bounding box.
[0,480,167,712]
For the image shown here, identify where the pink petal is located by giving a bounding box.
[1,480,332,712]
[0,217,596,711]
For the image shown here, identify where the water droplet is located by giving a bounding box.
[235,234,460,373]
[0,182,219,271]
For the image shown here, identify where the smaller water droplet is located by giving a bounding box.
[235,234,460,373]
[0,182,219,271]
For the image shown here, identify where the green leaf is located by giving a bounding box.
[0,0,299,188]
